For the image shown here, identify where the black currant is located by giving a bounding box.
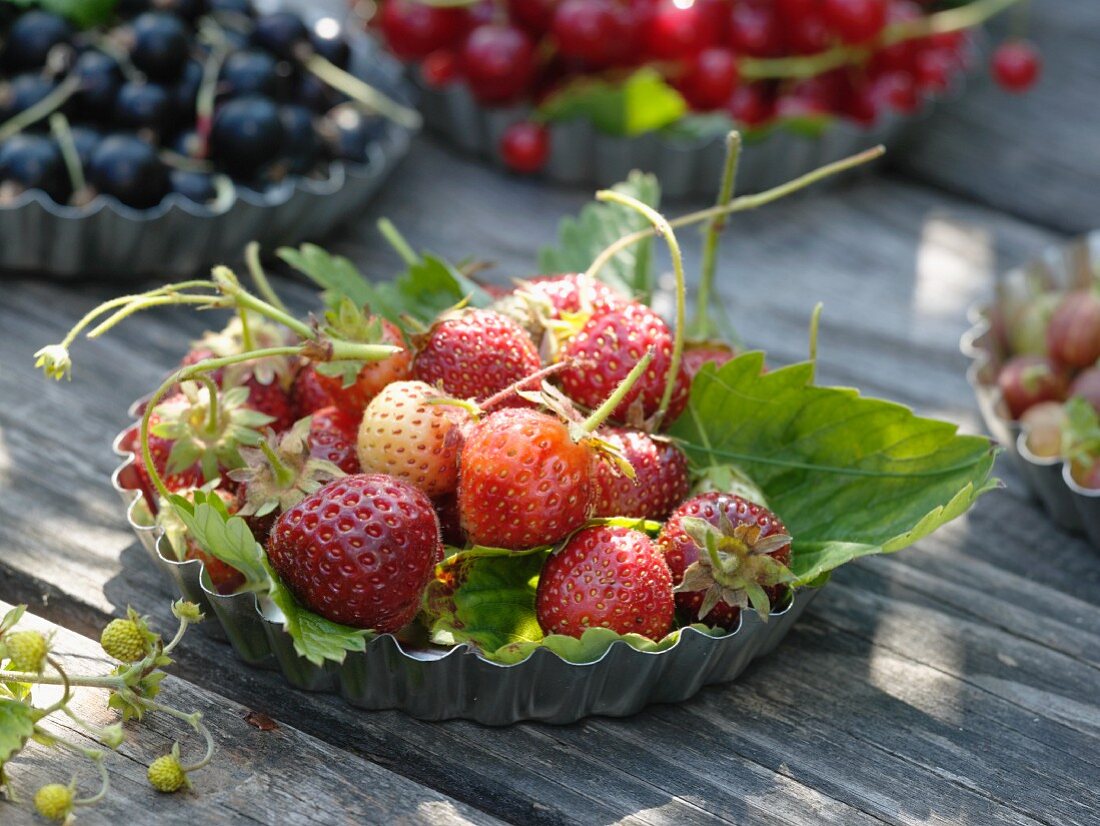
[0,74,57,121]
[5,12,73,72]
[251,12,308,61]
[172,58,203,123]
[170,168,217,203]
[220,49,280,99]
[208,0,253,16]
[68,126,104,169]
[209,94,285,178]
[295,73,345,113]
[88,133,170,208]
[0,134,69,202]
[114,81,174,134]
[308,19,351,69]
[71,51,122,119]
[129,12,191,82]
[320,104,384,163]
[279,103,320,174]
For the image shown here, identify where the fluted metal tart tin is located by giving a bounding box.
[962,231,1100,548]
[0,4,415,280]
[415,79,938,199]
[110,413,819,725]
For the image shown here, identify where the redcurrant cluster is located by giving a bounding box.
[374,0,1041,173]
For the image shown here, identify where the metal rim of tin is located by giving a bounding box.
[961,231,1100,549]
[109,404,819,724]
[409,59,973,199]
[0,10,416,279]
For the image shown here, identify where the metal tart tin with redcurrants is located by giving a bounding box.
[0,0,416,278]
[369,0,1040,196]
[963,232,1100,548]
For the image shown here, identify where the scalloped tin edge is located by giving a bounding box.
[110,411,817,724]
[0,9,416,279]
[961,231,1100,549]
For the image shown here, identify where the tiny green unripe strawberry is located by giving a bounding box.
[100,618,148,662]
[171,600,204,623]
[147,754,189,793]
[4,629,48,673]
[34,783,74,822]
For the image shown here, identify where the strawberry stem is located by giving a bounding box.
[577,348,654,435]
[87,294,224,339]
[212,266,314,339]
[595,190,685,429]
[693,131,741,341]
[478,361,569,409]
[378,218,420,266]
[304,53,422,130]
[194,374,221,435]
[245,242,290,314]
[586,146,885,283]
[808,302,823,382]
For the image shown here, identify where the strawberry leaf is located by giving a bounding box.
[7,0,117,27]
[425,553,546,653]
[0,606,26,637]
[668,353,1000,585]
[537,68,687,137]
[538,171,660,301]
[167,492,267,588]
[262,560,370,666]
[0,699,35,762]
[278,244,492,328]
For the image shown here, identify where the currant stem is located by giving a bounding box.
[245,242,289,314]
[0,75,81,141]
[586,146,884,282]
[740,0,1026,80]
[595,190,686,429]
[694,131,742,341]
[304,53,422,131]
[377,218,419,266]
[577,349,654,435]
[50,112,87,193]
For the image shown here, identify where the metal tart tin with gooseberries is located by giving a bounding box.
[962,231,1100,548]
[110,409,819,726]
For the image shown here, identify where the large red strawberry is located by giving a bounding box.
[356,380,470,497]
[519,273,625,317]
[657,492,793,629]
[536,525,674,641]
[457,407,595,549]
[309,406,361,474]
[592,428,689,520]
[267,474,441,631]
[559,301,690,427]
[290,363,336,419]
[314,316,412,416]
[412,308,541,406]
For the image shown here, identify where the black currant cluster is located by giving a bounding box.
[0,0,388,211]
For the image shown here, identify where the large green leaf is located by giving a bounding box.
[168,491,267,587]
[0,699,34,763]
[538,68,687,137]
[668,353,1000,584]
[8,0,117,26]
[278,244,492,329]
[537,171,660,300]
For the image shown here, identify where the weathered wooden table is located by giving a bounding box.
[2,3,1098,823]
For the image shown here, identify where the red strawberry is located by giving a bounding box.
[681,343,737,381]
[314,317,413,415]
[657,492,793,629]
[519,273,624,317]
[559,301,690,427]
[267,474,441,631]
[186,543,248,595]
[241,374,295,433]
[290,363,335,419]
[356,380,470,497]
[457,407,595,549]
[536,525,674,641]
[412,308,541,406]
[593,428,689,520]
[309,406,361,474]
[132,410,204,510]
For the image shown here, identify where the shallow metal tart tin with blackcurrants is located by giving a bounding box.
[367,0,1041,195]
[963,232,1100,549]
[0,0,416,278]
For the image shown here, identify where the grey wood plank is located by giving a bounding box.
[892,0,1100,233]
[0,602,498,826]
